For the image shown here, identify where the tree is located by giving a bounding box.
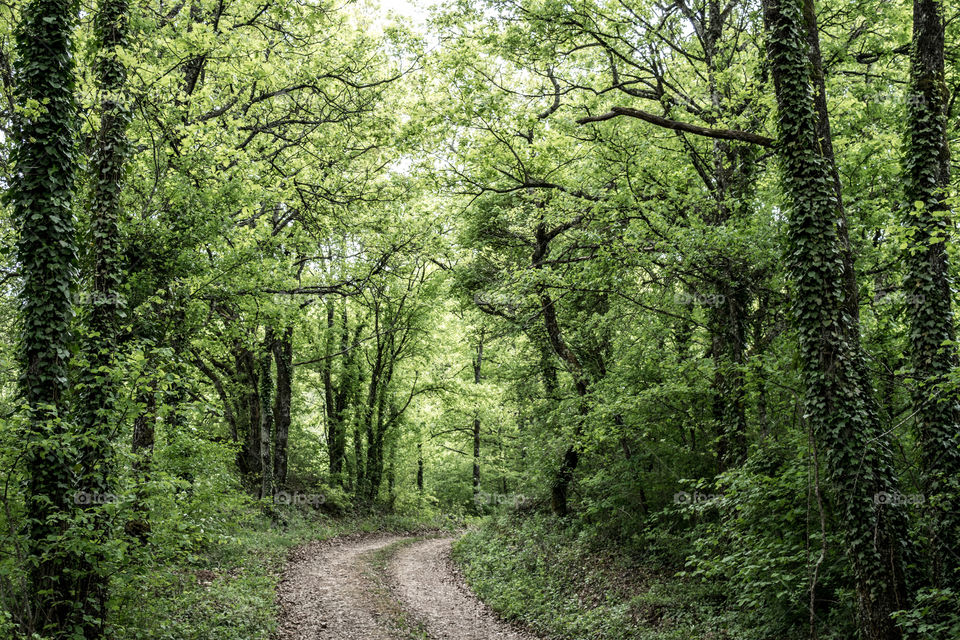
[273,325,294,489]
[471,327,485,500]
[71,0,132,632]
[762,0,908,636]
[901,0,960,591]
[9,0,80,633]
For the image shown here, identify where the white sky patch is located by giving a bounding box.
[371,0,446,36]
[378,0,430,23]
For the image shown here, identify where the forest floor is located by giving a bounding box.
[275,532,539,640]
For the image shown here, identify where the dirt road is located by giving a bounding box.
[276,533,538,640]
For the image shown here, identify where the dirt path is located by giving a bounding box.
[389,536,536,640]
[276,534,404,640]
[276,533,538,640]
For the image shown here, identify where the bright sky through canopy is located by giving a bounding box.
[378,0,430,23]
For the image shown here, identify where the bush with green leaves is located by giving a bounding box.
[676,445,856,639]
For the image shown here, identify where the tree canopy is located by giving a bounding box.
[1,0,958,638]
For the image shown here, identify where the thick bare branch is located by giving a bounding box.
[577,106,775,148]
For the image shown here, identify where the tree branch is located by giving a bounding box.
[577,106,775,148]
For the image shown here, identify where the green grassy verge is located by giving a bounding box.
[109,508,456,640]
[452,513,741,640]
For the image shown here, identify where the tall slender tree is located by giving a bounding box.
[762,0,908,637]
[471,328,484,500]
[10,0,80,633]
[273,326,294,489]
[901,0,960,590]
[73,0,131,632]
[259,337,274,500]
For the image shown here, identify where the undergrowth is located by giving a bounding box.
[453,512,744,640]
[108,506,456,640]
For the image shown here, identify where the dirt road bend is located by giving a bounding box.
[276,533,538,640]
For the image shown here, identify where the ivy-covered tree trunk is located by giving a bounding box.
[272,326,293,489]
[128,388,156,543]
[11,0,79,633]
[364,354,394,502]
[353,414,365,494]
[902,0,960,590]
[534,223,587,517]
[472,330,484,499]
[386,435,397,510]
[762,0,908,637]
[360,340,383,500]
[324,302,360,485]
[235,345,261,481]
[258,339,274,499]
[416,441,424,493]
[322,302,338,477]
[334,336,362,485]
[73,0,131,632]
[365,427,384,502]
[708,281,749,472]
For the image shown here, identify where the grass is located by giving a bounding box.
[108,507,458,640]
[451,512,742,640]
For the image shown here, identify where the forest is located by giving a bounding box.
[0,0,958,638]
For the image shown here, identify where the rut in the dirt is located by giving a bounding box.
[389,536,535,640]
[276,534,402,640]
[276,534,538,640]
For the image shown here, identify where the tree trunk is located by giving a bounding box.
[353,419,365,495]
[132,392,157,473]
[12,0,80,632]
[273,326,293,489]
[762,1,908,637]
[539,319,586,517]
[127,388,157,543]
[386,437,397,511]
[365,365,392,502]
[323,302,338,477]
[709,280,748,472]
[472,330,484,498]
[902,0,960,590]
[417,442,424,493]
[236,346,261,482]
[695,3,756,476]
[361,368,380,500]
[362,316,397,502]
[329,315,363,486]
[799,0,862,335]
[259,338,274,500]
[472,418,481,497]
[534,222,589,516]
[73,0,131,633]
